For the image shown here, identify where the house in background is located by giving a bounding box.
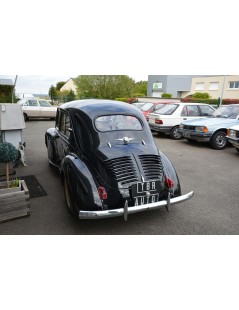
[60,78,77,94]
[0,79,13,86]
[147,75,239,99]
[191,75,239,99]
[147,75,202,98]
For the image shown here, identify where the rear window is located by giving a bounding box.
[141,103,154,111]
[95,115,143,132]
[156,104,179,115]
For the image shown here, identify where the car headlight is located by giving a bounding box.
[228,129,236,138]
[196,126,208,133]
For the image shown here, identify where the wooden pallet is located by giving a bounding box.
[0,180,30,223]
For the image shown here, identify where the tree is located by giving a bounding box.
[0,142,19,188]
[49,85,57,101]
[0,85,14,103]
[132,81,148,97]
[74,75,135,100]
[67,90,76,102]
[56,81,66,91]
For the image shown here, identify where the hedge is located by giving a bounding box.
[181,98,239,105]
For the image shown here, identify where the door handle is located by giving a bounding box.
[183,118,187,120]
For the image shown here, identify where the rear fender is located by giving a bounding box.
[159,151,181,196]
[61,155,103,211]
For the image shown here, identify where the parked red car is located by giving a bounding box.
[141,100,181,121]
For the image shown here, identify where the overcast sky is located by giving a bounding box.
[0,74,148,95]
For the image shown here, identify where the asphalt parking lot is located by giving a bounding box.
[1,120,239,235]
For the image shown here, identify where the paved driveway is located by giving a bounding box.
[0,120,239,234]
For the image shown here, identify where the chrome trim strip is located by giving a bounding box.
[79,191,194,219]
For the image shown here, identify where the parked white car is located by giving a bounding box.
[148,102,215,139]
[227,124,239,153]
[17,98,57,121]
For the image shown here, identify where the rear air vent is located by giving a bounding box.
[139,154,163,181]
[104,156,138,185]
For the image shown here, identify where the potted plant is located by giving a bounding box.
[0,142,19,193]
[0,142,30,222]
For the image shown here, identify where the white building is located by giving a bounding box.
[60,78,77,94]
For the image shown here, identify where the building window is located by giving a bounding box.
[195,83,204,91]
[229,81,239,89]
[209,82,219,90]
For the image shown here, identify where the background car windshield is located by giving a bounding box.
[155,104,178,115]
[141,103,154,111]
[39,100,53,107]
[212,106,239,118]
[95,115,142,131]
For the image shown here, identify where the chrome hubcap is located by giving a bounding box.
[216,134,226,147]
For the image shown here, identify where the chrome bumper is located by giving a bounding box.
[79,191,194,221]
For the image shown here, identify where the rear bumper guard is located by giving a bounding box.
[79,191,194,221]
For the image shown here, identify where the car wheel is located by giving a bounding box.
[170,126,182,140]
[236,148,239,153]
[23,113,28,121]
[64,176,75,215]
[210,131,227,150]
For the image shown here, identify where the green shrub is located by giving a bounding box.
[191,92,210,99]
[161,93,172,98]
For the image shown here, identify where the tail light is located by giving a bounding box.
[164,177,174,189]
[155,119,163,124]
[98,186,108,200]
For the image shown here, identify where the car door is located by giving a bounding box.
[39,100,56,118]
[23,99,40,117]
[55,110,72,163]
[180,105,200,123]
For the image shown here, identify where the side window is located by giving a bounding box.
[21,100,28,106]
[28,100,38,107]
[199,105,214,116]
[59,111,71,138]
[187,105,200,116]
[181,106,188,116]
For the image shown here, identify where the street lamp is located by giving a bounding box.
[12,75,18,103]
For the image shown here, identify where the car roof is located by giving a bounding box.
[60,99,144,118]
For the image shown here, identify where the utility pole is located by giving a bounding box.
[12,75,18,103]
[219,75,226,107]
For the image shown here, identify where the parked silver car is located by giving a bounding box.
[227,124,239,153]
[18,98,57,121]
[179,104,239,149]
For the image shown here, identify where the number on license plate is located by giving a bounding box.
[134,194,159,206]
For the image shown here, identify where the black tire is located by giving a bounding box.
[170,126,182,140]
[236,148,239,153]
[23,113,28,121]
[210,131,227,150]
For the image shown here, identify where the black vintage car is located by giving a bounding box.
[45,99,194,221]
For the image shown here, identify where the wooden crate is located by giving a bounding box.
[0,180,30,223]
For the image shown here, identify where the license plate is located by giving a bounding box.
[183,132,190,138]
[134,194,159,206]
[131,180,161,206]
